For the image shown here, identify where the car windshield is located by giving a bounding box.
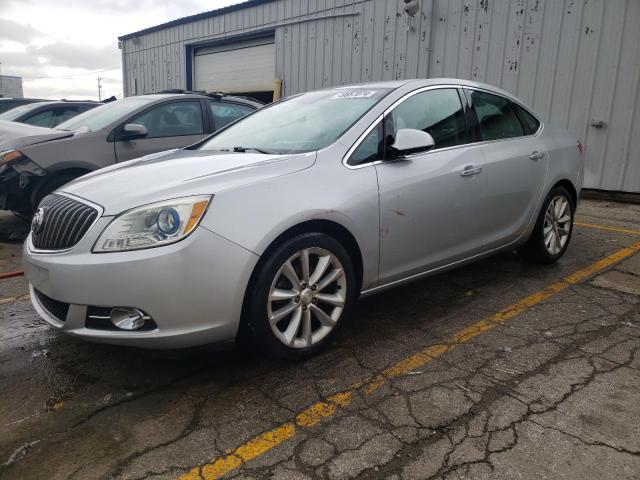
[199,88,392,154]
[56,97,154,133]
[0,102,46,121]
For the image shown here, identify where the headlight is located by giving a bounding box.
[0,150,24,173]
[93,195,212,253]
[0,149,24,166]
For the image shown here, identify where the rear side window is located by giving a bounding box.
[467,90,524,141]
[388,88,467,149]
[130,101,204,138]
[52,106,81,126]
[209,101,254,130]
[514,104,541,134]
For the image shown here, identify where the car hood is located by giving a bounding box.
[61,148,317,215]
[0,120,73,150]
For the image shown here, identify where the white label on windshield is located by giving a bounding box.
[331,90,378,99]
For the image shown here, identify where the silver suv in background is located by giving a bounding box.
[0,98,47,115]
[0,100,101,128]
[0,91,262,214]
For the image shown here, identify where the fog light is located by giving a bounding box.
[110,308,146,331]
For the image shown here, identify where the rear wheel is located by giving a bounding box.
[520,186,574,264]
[245,233,356,361]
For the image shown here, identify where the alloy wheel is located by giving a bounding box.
[543,195,572,255]
[267,247,347,348]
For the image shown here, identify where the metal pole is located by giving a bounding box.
[97,77,102,101]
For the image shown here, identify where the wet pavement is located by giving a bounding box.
[0,199,639,480]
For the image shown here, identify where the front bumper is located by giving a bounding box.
[23,220,259,349]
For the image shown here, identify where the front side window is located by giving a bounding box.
[349,121,384,165]
[210,101,254,130]
[199,88,391,154]
[129,101,204,138]
[387,88,467,149]
[348,89,467,166]
[467,90,524,141]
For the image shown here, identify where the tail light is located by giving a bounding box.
[577,141,584,155]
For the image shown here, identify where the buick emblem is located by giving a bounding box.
[31,208,45,235]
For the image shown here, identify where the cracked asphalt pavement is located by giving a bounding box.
[1,199,639,480]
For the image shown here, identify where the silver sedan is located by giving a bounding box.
[23,79,583,360]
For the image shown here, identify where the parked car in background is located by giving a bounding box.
[0,100,101,128]
[0,90,262,214]
[22,79,583,360]
[0,98,47,115]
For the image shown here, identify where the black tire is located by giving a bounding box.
[245,232,356,361]
[31,172,84,213]
[519,185,575,264]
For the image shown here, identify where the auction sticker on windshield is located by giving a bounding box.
[331,90,378,99]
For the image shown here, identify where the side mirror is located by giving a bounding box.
[121,123,148,140]
[388,129,435,157]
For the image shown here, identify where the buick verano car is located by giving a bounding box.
[23,79,583,359]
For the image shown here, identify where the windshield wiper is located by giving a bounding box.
[232,146,275,154]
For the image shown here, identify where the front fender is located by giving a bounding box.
[200,147,381,291]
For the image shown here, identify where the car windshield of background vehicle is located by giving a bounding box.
[56,97,153,133]
[0,102,43,121]
[199,88,392,154]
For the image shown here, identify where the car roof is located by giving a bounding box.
[137,92,264,107]
[28,100,99,106]
[327,78,527,108]
[334,78,511,95]
[0,98,47,102]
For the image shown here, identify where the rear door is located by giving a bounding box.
[114,100,207,162]
[465,89,548,249]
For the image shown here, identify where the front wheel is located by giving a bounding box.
[245,233,356,361]
[519,186,574,264]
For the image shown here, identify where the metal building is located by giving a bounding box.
[118,0,640,193]
[0,75,23,99]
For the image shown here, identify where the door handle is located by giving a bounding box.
[530,151,545,160]
[460,165,482,177]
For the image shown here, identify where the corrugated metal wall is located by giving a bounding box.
[121,0,640,192]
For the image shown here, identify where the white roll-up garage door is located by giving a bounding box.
[194,37,275,94]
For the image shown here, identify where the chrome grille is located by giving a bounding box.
[32,194,98,251]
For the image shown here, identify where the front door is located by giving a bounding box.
[374,88,487,285]
[114,100,207,162]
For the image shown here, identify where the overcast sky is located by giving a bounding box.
[0,0,241,100]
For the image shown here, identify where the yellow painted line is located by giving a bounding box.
[575,221,640,236]
[0,293,29,305]
[180,393,353,480]
[179,240,640,480]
